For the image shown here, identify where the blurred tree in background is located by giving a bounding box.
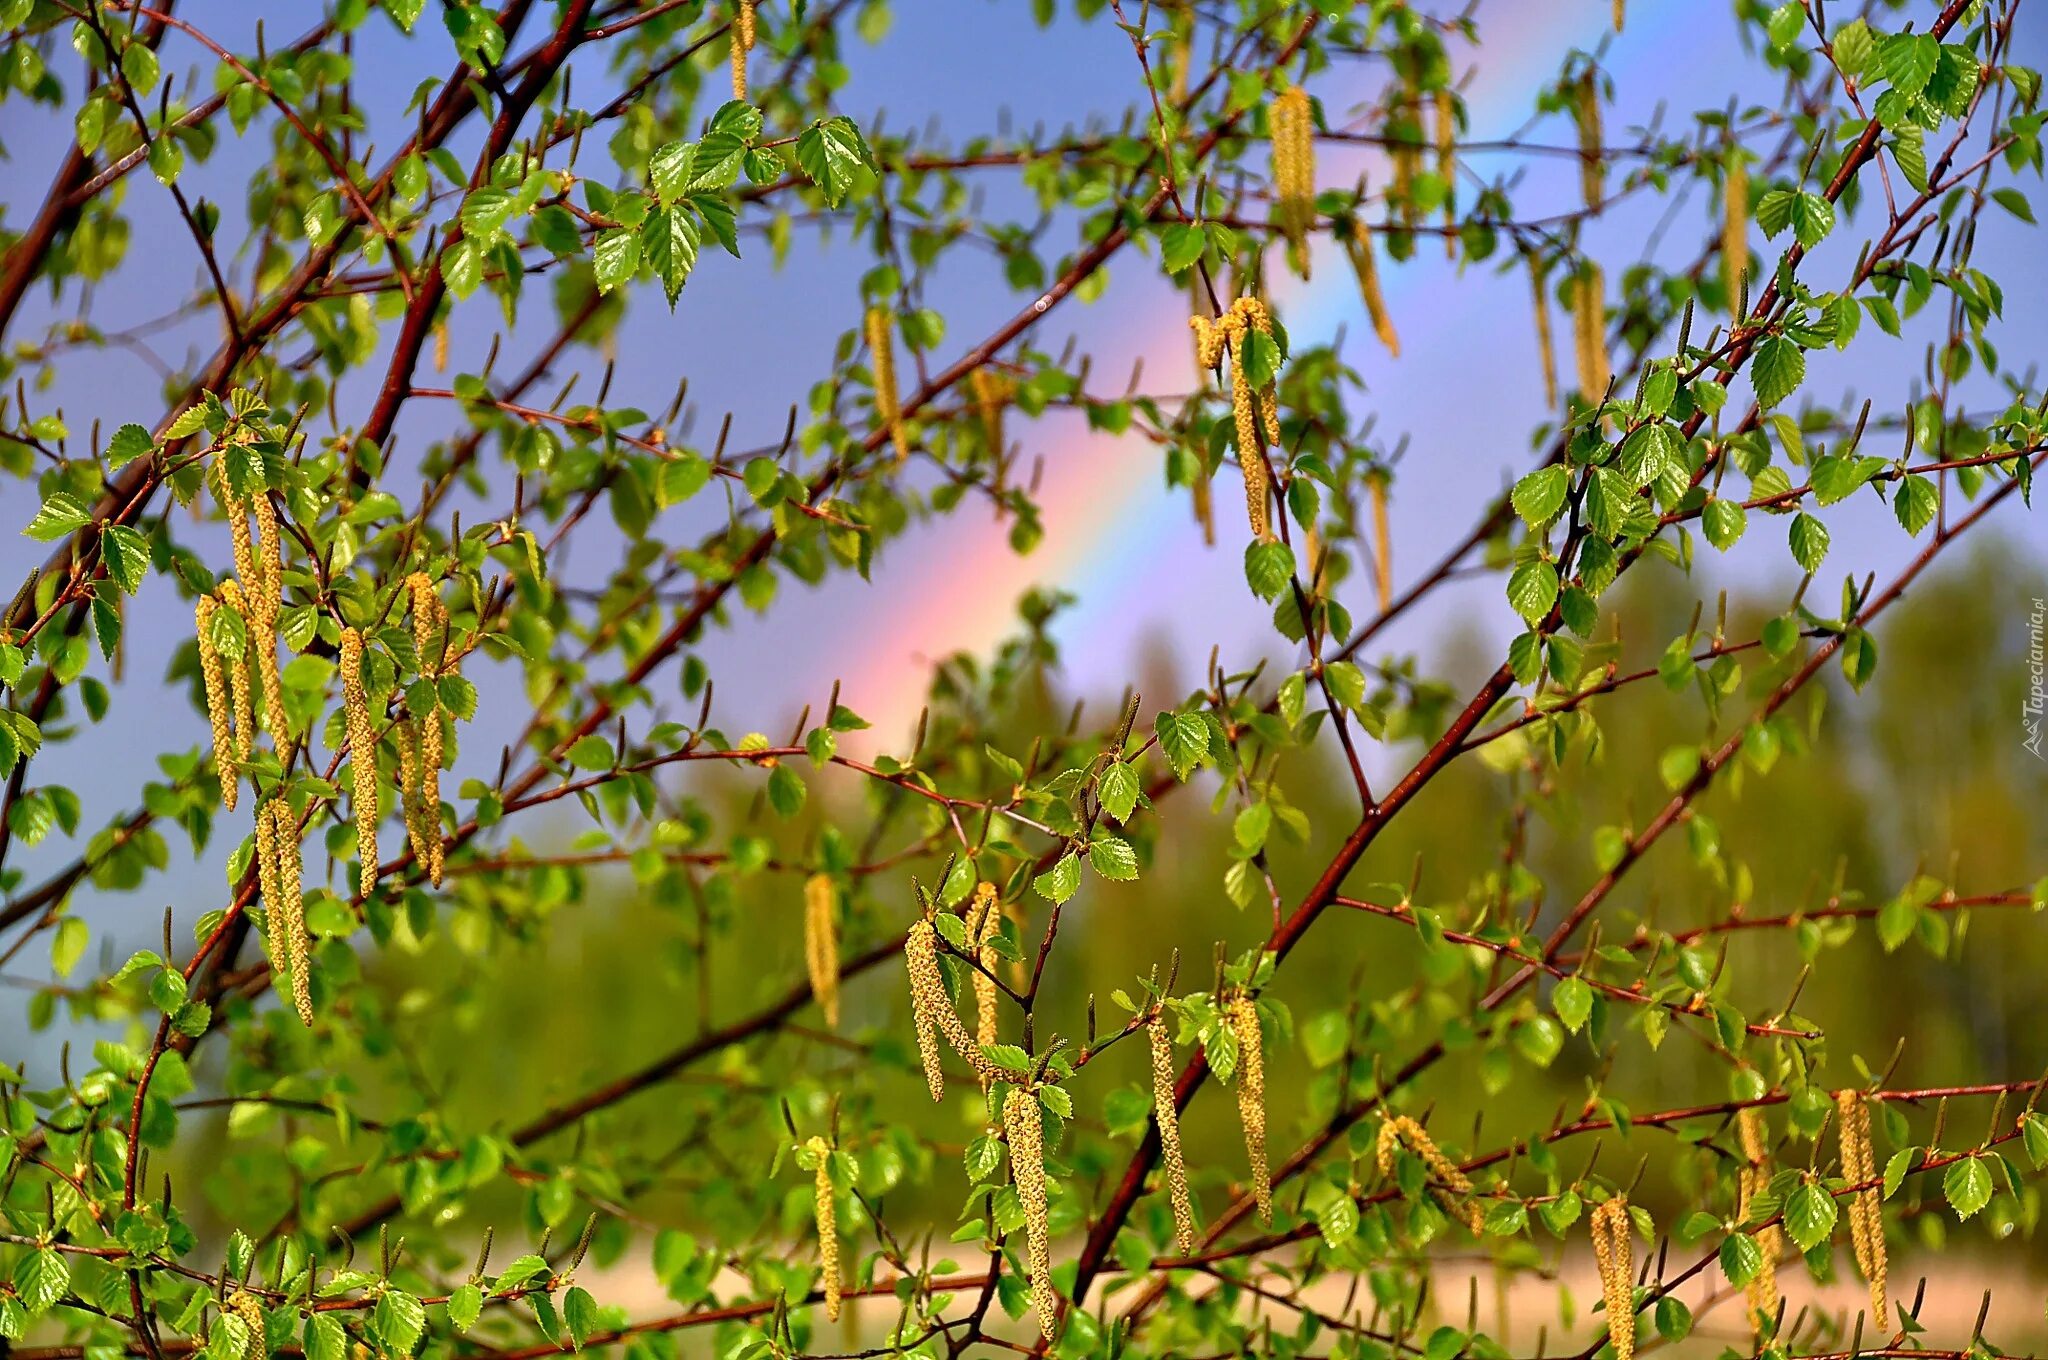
[0,3,2044,1360]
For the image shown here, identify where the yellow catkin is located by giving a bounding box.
[432,322,449,373]
[249,495,288,754]
[1369,474,1393,614]
[419,712,444,885]
[1837,1091,1889,1327]
[1573,263,1610,409]
[339,627,378,897]
[216,464,257,595]
[729,0,752,100]
[1724,149,1749,303]
[407,572,443,676]
[806,874,841,1029]
[1004,1087,1056,1340]
[1225,995,1271,1226]
[968,368,1008,460]
[1575,74,1604,212]
[394,717,427,869]
[808,1136,840,1323]
[273,800,311,1025]
[196,595,237,810]
[1378,1115,1483,1229]
[255,799,284,995]
[1228,327,1270,541]
[224,1290,264,1360]
[1234,297,1283,446]
[1528,251,1559,408]
[971,882,1000,1057]
[1613,0,1625,31]
[1591,1196,1635,1360]
[1168,4,1191,105]
[1435,88,1457,256]
[1342,218,1400,357]
[865,305,909,464]
[1270,85,1314,278]
[217,580,256,765]
[905,918,949,1101]
[1736,1107,1781,1335]
[1149,1016,1196,1254]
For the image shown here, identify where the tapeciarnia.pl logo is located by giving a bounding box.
[2026,596,2046,760]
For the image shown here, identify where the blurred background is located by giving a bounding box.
[3,0,2047,1353]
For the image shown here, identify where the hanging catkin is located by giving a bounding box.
[1723,148,1749,303]
[729,0,753,100]
[255,796,284,987]
[1572,263,1610,409]
[968,368,1008,459]
[339,627,379,896]
[418,711,444,885]
[408,572,444,676]
[273,800,311,1025]
[1836,1090,1889,1327]
[249,494,288,754]
[1735,1107,1781,1334]
[1369,474,1393,613]
[905,918,950,1100]
[864,306,910,464]
[394,717,428,870]
[1270,85,1315,278]
[1613,0,1625,31]
[217,580,256,766]
[1149,1016,1196,1254]
[1435,89,1457,256]
[1378,1114,1483,1229]
[215,463,257,594]
[224,1291,265,1360]
[1003,1087,1057,1339]
[1224,994,1271,1226]
[1341,217,1400,357]
[1527,250,1559,408]
[196,595,237,810]
[1575,74,1605,212]
[807,1136,841,1322]
[806,874,841,1029]
[970,882,1000,1057]
[1590,1196,1635,1360]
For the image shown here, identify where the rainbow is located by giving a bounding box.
[822,1,1684,740]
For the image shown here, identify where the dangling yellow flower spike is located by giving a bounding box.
[1591,1196,1635,1360]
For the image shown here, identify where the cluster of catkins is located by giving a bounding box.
[1837,1090,1890,1327]
[1190,295,1283,541]
[339,573,456,900]
[194,465,313,1024]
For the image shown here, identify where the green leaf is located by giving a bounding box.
[1619,422,1681,487]
[1790,192,1836,248]
[100,523,150,594]
[1160,223,1206,274]
[1788,512,1830,572]
[24,494,92,542]
[641,205,700,308]
[766,764,806,817]
[373,1290,426,1354]
[106,423,154,469]
[1702,497,1746,550]
[1506,560,1559,626]
[1034,852,1081,904]
[1089,834,1139,882]
[592,229,640,294]
[1512,465,1569,525]
[1097,761,1139,823]
[562,1287,598,1350]
[1752,336,1805,408]
[1944,1155,1992,1220]
[447,1285,482,1333]
[13,1248,68,1314]
[566,735,615,770]
[1893,476,1936,536]
[1552,976,1593,1034]
[1243,540,1295,601]
[2022,1114,2048,1170]
[795,116,874,209]
[1879,33,1940,98]
[1719,1231,1761,1288]
[1782,1178,1838,1251]
[1154,710,1208,781]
